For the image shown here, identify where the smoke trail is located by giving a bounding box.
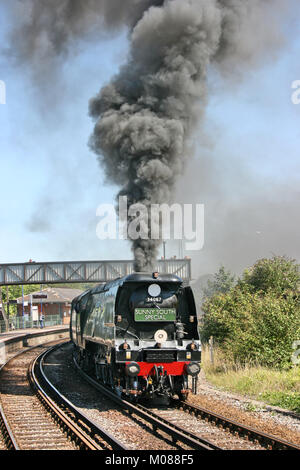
[5,0,164,63]
[4,0,288,271]
[88,0,285,270]
[89,1,221,270]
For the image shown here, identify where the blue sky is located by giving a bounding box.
[0,3,299,278]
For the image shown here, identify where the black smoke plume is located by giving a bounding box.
[4,0,289,271]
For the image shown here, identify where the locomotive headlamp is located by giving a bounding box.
[126,362,140,377]
[186,352,192,360]
[189,316,195,323]
[154,329,168,344]
[126,351,131,360]
[185,362,201,377]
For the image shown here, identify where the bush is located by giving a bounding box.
[200,256,300,369]
[241,255,300,295]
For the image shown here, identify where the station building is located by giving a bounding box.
[16,287,84,325]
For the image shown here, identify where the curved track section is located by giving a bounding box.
[0,342,127,450]
[0,342,75,450]
[73,356,221,451]
[35,343,128,450]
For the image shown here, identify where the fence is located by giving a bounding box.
[0,315,63,333]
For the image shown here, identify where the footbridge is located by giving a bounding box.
[0,258,191,286]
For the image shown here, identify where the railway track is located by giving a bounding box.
[174,400,300,451]
[73,354,219,450]
[4,340,297,451]
[72,349,300,451]
[0,341,127,451]
[72,352,274,450]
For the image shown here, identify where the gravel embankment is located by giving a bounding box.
[188,371,300,446]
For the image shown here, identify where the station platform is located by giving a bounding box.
[0,325,70,365]
[0,324,68,342]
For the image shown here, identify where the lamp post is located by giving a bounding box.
[40,285,43,328]
[22,285,25,328]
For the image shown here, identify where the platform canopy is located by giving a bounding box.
[0,259,191,286]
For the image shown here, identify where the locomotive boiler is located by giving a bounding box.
[70,272,201,402]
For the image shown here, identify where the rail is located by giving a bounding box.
[175,400,300,451]
[31,343,128,450]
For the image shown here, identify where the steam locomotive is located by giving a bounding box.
[70,272,201,402]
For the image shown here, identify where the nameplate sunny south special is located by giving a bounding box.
[134,308,176,322]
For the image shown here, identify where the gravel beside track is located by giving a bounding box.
[187,375,300,447]
[147,406,263,450]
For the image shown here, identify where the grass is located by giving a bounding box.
[201,345,300,413]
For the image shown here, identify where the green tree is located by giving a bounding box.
[241,255,300,295]
[203,265,236,299]
[1,284,46,318]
